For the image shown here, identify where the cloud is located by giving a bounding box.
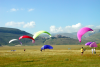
[23,21,35,28]
[95,25,100,29]
[9,8,34,12]
[72,23,82,28]
[50,23,100,33]
[11,8,19,11]
[85,25,94,28]
[28,9,34,12]
[5,21,36,28]
[9,8,24,12]
[5,21,24,27]
[85,25,100,29]
[65,23,81,29]
[50,23,83,33]
[65,23,82,33]
[50,26,63,33]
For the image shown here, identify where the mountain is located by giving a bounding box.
[0,27,33,45]
[83,32,100,43]
[0,27,83,45]
[0,27,100,46]
[40,29,100,39]
[43,34,87,45]
[0,27,30,34]
[40,33,77,39]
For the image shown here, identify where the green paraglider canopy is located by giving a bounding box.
[33,30,51,39]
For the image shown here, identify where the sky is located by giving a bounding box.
[0,0,100,34]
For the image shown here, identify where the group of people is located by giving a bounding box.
[23,47,96,54]
[91,47,96,54]
[81,47,96,55]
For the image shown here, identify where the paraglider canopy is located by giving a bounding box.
[19,35,35,43]
[41,45,53,50]
[89,42,98,47]
[33,30,51,39]
[85,42,93,46]
[9,39,22,45]
[9,39,18,43]
[77,27,93,42]
[32,40,35,43]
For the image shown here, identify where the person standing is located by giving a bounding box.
[24,49,25,51]
[81,47,84,55]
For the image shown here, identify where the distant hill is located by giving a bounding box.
[0,27,33,45]
[40,29,100,39]
[40,32,84,39]
[34,29,100,45]
[0,27,100,46]
[43,35,87,45]
[83,32,100,43]
[0,27,49,45]
[0,27,30,34]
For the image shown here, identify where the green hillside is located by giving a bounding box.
[0,27,100,46]
[44,36,88,45]
[0,27,33,46]
[44,37,79,45]
[0,27,48,46]
[83,32,100,43]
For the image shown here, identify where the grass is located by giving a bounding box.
[0,45,100,67]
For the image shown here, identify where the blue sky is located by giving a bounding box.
[0,0,100,34]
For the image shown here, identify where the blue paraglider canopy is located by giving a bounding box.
[41,45,53,50]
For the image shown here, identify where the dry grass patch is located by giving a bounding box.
[0,45,100,67]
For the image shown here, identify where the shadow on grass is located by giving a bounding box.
[22,60,34,62]
[65,58,71,61]
[21,59,40,62]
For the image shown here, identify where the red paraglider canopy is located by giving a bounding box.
[19,35,35,43]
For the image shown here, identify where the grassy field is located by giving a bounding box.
[0,45,100,67]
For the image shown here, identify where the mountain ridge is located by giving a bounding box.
[0,27,100,46]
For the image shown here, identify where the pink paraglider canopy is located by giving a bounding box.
[77,27,93,42]
[89,42,98,47]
